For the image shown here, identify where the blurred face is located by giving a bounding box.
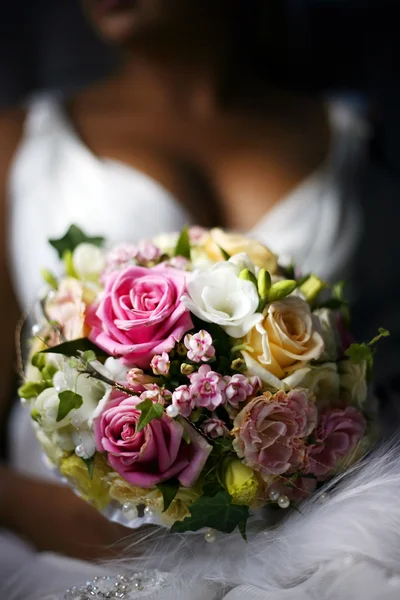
[82,0,222,46]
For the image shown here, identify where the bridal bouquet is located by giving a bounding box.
[19,225,385,537]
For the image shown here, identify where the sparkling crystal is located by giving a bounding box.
[63,570,169,599]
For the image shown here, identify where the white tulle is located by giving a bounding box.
[4,444,400,599]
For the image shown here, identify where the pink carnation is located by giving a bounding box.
[87,264,193,368]
[94,391,212,488]
[189,364,226,410]
[136,241,161,264]
[305,406,366,479]
[233,389,317,479]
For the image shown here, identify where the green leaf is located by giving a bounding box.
[345,343,372,365]
[238,520,248,542]
[171,491,249,534]
[18,380,48,399]
[83,350,97,363]
[174,227,191,259]
[40,269,59,290]
[41,338,106,358]
[368,328,390,347]
[212,437,233,454]
[268,280,297,303]
[81,456,95,479]
[57,390,83,422]
[136,399,164,432]
[49,225,105,259]
[156,479,180,512]
[30,408,41,423]
[217,245,231,261]
[201,480,225,497]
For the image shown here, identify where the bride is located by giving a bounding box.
[0,0,371,597]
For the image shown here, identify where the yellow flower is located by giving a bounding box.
[60,453,112,511]
[243,296,324,385]
[224,459,259,506]
[204,229,279,273]
[108,474,201,525]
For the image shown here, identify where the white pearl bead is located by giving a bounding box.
[144,506,154,518]
[75,444,87,458]
[122,503,138,521]
[278,495,290,509]
[47,290,56,300]
[269,488,281,502]
[31,323,42,336]
[205,529,217,543]
[320,492,329,503]
[166,404,179,418]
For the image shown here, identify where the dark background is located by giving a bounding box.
[1,0,400,404]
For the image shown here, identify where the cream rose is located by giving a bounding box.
[243,296,324,385]
[204,229,279,273]
[282,363,340,405]
[339,359,368,408]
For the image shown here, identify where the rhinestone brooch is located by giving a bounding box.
[63,570,169,599]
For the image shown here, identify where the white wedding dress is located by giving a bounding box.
[1,95,374,600]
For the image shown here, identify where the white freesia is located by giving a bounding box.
[314,308,339,361]
[339,359,368,408]
[181,260,263,338]
[35,427,67,466]
[282,362,340,404]
[72,243,105,281]
[228,252,257,275]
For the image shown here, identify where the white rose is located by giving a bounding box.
[339,360,368,408]
[72,243,105,281]
[282,362,340,404]
[314,308,339,361]
[181,261,262,338]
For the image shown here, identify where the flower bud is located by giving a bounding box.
[268,279,297,303]
[180,363,196,376]
[230,358,246,372]
[224,459,259,506]
[299,274,326,303]
[238,268,258,288]
[257,268,271,299]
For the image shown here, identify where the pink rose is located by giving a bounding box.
[305,406,366,479]
[94,392,212,488]
[233,389,317,479]
[87,264,193,368]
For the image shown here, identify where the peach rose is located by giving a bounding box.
[243,296,324,385]
[204,229,279,273]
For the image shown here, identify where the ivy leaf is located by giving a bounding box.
[174,227,191,259]
[217,246,231,261]
[156,479,180,512]
[18,380,48,400]
[83,350,97,363]
[201,480,225,497]
[212,437,233,454]
[41,338,106,358]
[57,390,83,422]
[81,456,95,479]
[171,491,249,535]
[345,343,372,365]
[136,399,164,432]
[369,327,390,346]
[49,225,104,259]
[238,520,248,542]
[31,352,46,370]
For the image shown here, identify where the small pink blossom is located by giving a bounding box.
[305,406,366,479]
[150,352,171,376]
[202,418,230,439]
[233,389,318,479]
[189,226,208,243]
[168,256,190,270]
[126,368,158,388]
[189,364,226,410]
[184,330,215,363]
[172,385,194,417]
[140,384,172,406]
[101,244,138,282]
[136,241,161,264]
[224,374,254,407]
